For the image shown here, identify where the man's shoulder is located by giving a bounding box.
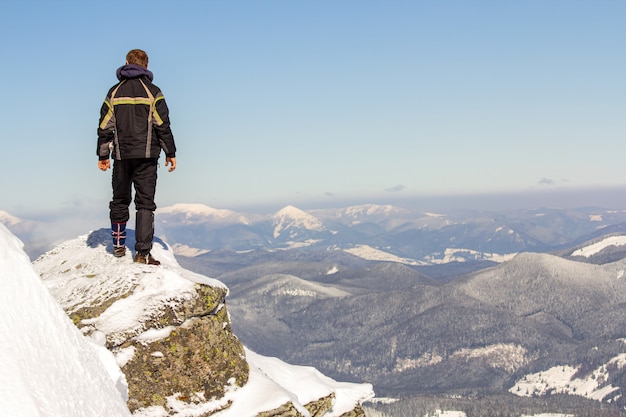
[129,77,163,95]
[108,77,163,95]
[143,78,163,94]
[106,80,123,95]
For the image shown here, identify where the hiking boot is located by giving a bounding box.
[113,246,126,258]
[133,252,161,266]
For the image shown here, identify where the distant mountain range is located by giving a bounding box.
[152,203,626,276]
[8,203,626,267]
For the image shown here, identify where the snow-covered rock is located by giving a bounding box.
[25,226,372,416]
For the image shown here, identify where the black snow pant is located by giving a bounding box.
[109,158,158,254]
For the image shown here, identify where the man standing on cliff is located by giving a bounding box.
[97,49,177,265]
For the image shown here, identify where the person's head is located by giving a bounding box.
[126,49,149,68]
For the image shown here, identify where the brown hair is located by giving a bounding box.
[126,49,149,68]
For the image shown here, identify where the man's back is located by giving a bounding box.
[98,64,176,161]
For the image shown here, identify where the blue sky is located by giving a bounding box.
[1,1,625,217]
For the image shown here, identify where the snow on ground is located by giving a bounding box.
[344,244,426,266]
[521,414,573,417]
[34,229,226,347]
[424,212,446,218]
[425,411,466,417]
[0,223,131,417]
[394,343,530,374]
[326,266,339,275]
[510,353,626,402]
[170,243,210,257]
[212,349,374,417]
[571,235,626,258]
[344,244,514,266]
[275,239,322,250]
[1,224,373,416]
[449,343,530,373]
[256,274,351,299]
[425,248,516,264]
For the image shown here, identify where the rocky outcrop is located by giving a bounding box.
[252,397,367,417]
[34,229,373,416]
[255,395,335,417]
[36,229,248,413]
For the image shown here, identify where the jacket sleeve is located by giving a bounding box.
[153,93,177,158]
[97,96,115,160]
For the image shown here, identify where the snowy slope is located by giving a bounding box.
[343,244,426,266]
[571,235,626,258]
[510,351,626,402]
[210,349,373,417]
[233,273,352,299]
[0,223,131,417]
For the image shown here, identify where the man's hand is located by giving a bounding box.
[166,157,177,172]
[98,159,110,171]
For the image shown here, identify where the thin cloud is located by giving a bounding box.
[385,184,406,192]
[538,178,556,186]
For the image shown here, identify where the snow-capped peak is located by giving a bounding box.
[344,204,402,217]
[157,203,251,225]
[309,204,411,229]
[158,203,224,216]
[272,205,324,239]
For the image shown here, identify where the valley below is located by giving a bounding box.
[161,203,626,416]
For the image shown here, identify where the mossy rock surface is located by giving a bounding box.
[337,404,367,417]
[123,302,248,412]
[305,393,334,417]
[256,401,305,417]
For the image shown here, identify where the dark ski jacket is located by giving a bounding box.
[97,64,176,161]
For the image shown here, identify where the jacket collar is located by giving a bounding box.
[116,64,154,81]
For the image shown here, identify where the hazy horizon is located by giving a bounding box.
[7,185,626,220]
